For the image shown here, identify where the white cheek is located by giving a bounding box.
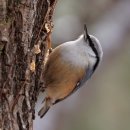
[88,55,96,68]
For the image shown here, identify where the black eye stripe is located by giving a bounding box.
[87,34,100,72]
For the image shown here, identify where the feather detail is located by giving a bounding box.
[38,97,52,118]
[67,65,94,96]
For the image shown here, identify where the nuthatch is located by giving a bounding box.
[38,24,103,118]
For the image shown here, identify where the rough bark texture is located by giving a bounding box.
[0,0,57,130]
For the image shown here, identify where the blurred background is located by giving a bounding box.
[34,0,130,130]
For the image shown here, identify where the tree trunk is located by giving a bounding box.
[0,0,57,129]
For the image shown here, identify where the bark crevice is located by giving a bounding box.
[0,0,57,129]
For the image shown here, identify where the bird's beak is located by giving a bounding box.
[84,24,89,40]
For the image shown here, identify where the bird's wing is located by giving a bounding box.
[53,66,93,104]
[69,65,94,95]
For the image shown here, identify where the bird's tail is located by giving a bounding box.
[38,97,51,118]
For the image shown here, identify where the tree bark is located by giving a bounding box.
[0,0,57,130]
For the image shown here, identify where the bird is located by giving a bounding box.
[38,24,103,118]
